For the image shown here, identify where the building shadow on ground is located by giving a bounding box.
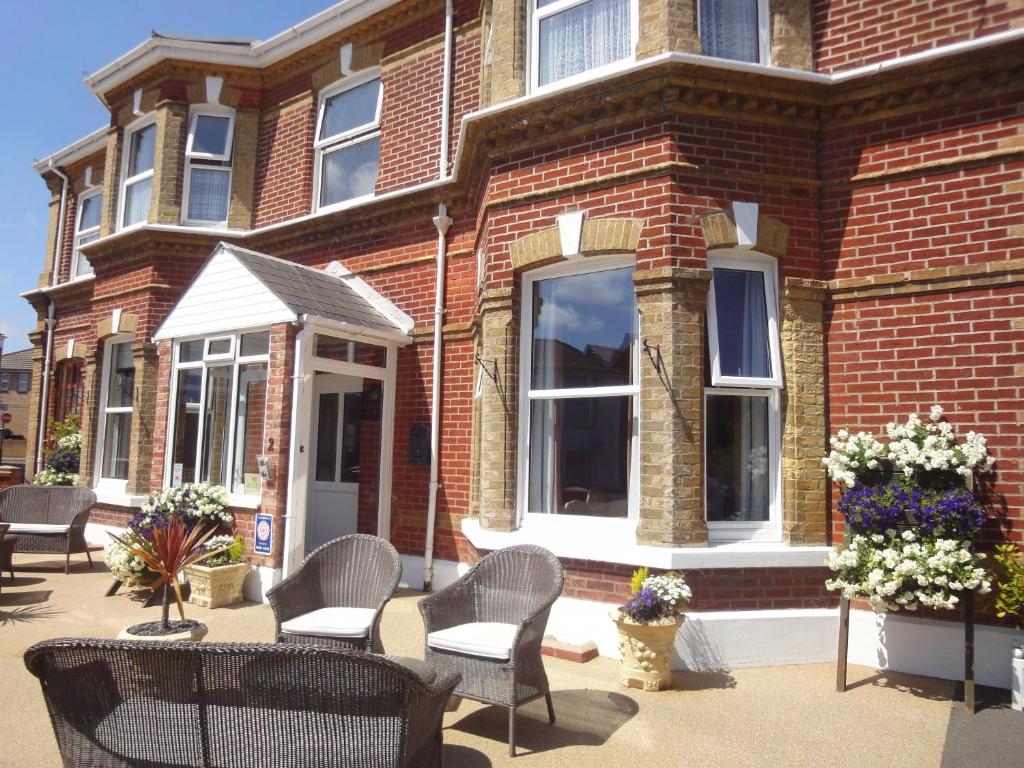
[670,668,738,690]
[447,688,638,756]
[845,669,955,702]
[442,744,493,768]
[941,684,1024,768]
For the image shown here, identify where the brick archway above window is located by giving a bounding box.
[701,204,790,258]
[96,312,140,341]
[54,341,86,363]
[509,215,644,272]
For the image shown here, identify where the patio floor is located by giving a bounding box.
[1,551,1019,768]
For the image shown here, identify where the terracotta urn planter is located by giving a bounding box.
[184,562,250,608]
[611,611,683,691]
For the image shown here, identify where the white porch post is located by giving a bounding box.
[283,325,314,576]
[377,344,398,540]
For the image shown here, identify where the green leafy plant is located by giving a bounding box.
[993,544,1024,626]
[201,534,245,567]
[629,567,650,595]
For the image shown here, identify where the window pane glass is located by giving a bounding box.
[528,395,631,517]
[712,267,772,379]
[706,393,770,522]
[341,391,362,483]
[207,338,232,356]
[122,177,152,227]
[79,194,102,231]
[240,331,270,357]
[171,369,202,486]
[0,374,8,392]
[106,342,135,408]
[232,363,267,495]
[192,115,231,156]
[538,0,631,86]
[74,238,95,278]
[187,167,230,222]
[17,374,29,393]
[320,137,380,206]
[179,340,204,363]
[320,79,381,140]
[315,392,339,482]
[200,367,234,486]
[313,335,386,367]
[701,0,760,63]
[531,266,635,389]
[101,412,132,480]
[128,124,156,176]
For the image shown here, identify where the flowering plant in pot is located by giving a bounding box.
[31,416,81,486]
[610,568,691,691]
[184,534,250,609]
[993,544,1024,711]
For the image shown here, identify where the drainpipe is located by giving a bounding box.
[422,0,455,593]
[35,302,56,474]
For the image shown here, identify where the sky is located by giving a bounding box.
[0,0,333,355]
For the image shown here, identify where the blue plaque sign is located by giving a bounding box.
[254,514,273,556]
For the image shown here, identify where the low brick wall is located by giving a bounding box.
[0,467,25,490]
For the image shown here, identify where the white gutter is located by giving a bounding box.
[423,203,452,592]
[282,324,315,576]
[33,127,107,175]
[47,161,71,288]
[298,314,412,347]
[35,303,56,474]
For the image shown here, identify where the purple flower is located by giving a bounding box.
[47,450,79,474]
[622,588,664,623]
[838,481,920,534]
[917,487,986,539]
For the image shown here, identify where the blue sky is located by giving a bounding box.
[0,0,331,354]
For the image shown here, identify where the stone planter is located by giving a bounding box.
[185,562,250,608]
[611,611,682,691]
[117,620,208,642]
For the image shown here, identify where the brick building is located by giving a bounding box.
[21,1,1024,682]
[0,348,34,468]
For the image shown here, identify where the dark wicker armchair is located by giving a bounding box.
[0,523,15,594]
[267,534,402,653]
[25,637,459,768]
[419,544,564,757]
[0,486,96,573]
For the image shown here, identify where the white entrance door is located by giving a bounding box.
[305,374,362,554]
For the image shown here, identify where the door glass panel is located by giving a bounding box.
[200,367,234,486]
[232,363,267,495]
[313,335,386,368]
[315,393,340,482]
[341,392,362,483]
[705,393,770,522]
[171,369,202,485]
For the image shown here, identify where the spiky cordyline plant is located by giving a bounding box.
[110,518,228,629]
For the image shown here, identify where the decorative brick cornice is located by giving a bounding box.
[829,258,1024,302]
[783,277,828,303]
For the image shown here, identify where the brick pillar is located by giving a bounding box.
[100,128,121,237]
[126,341,161,496]
[634,267,712,547]
[489,0,526,104]
[477,288,519,531]
[781,278,828,544]
[637,0,700,60]
[150,340,175,491]
[75,349,99,489]
[38,178,63,288]
[228,108,258,230]
[770,0,814,71]
[23,332,47,477]
[152,102,189,225]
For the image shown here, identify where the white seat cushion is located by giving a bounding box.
[5,523,70,535]
[427,622,519,660]
[280,607,376,639]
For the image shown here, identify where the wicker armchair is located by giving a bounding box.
[419,544,564,757]
[267,534,402,652]
[0,523,15,594]
[25,637,459,768]
[0,486,96,574]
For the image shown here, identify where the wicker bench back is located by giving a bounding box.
[26,638,458,768]
[0,486,96,526]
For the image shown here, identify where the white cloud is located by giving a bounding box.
[536,303,603,336]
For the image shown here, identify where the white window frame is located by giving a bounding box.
[181,106,235,227]
[312,69,383,214]
[528,0,640,93]
[706,251,783,389]
[17,373,29,394]
[72,187,102,280]
[703,386,782,543]
[117,114,157,231]
[163,328,270,501]
[697,0,772,66]
[94,335,135,491]
[516,254,641,525]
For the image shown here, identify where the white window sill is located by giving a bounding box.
[461,517,833,569]
[228,494,261,510]
[93,486,146,508]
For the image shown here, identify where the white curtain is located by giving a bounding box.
[700,0,759,63]
[740,271,771,379]
[737,396,769,521]
[538,0,631,86]
[123,178,151,227]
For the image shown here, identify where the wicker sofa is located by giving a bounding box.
[0,486,96,573]
[26,638,459,768]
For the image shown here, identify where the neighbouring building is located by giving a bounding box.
[0,348,34,469]
[21,1,1024,684]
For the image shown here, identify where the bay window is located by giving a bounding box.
[705,252,782,541]
[699,0,771,65]
[531,0,637,89]
[97,339,135,482]
[167,331,269,496]
[183,108,235,226]
[119,118,156,229]
[314,72,382,211]
[519,258,639,519]
[73,188,101,279]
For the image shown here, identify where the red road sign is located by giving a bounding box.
[1,413,11,425]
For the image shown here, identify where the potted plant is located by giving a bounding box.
[184,534,250,608]
[610,567,691,691]
[31,415,81,486]
[993,544,1024,711]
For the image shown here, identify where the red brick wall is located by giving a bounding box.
[813,0,1024,73]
